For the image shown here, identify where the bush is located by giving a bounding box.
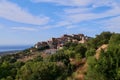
[85,48,96,58]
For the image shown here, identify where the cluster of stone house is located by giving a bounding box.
[35,42,48,49]
[34,34,90,50]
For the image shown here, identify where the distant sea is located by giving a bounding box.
[0,45,32,52]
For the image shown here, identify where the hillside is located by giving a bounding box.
[0,31,120,80]
[0,50,21,56]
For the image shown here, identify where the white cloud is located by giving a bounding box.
[92,0,113,8]
[31,0,120,32]
[55,21,72,27]
[31,0,118,7]
[11,27,38,31]
[31,0,93,7]
[42,5,120,30]
[61,0,120,23]
[66,25,78,29]
[0,0,49,25]
[66,7,120,23]
[42,21,72,29]
[64,8,91,14]
[100,16,120,32]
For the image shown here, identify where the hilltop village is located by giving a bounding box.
[34,34,91,51]
[1,32,119,80]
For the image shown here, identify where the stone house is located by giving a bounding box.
[34,33,90,50]
[35,42,49,49]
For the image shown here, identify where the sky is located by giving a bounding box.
[0,0,120,45]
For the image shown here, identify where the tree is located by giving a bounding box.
[75,44,87,58]
[16,62,64,80]
[86,31,113,49]
[86,44,120,80]
[85,57,106,80]
[85,48,96,58]
[109,33,120,45]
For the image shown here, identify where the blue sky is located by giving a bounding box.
[0,0,120,45]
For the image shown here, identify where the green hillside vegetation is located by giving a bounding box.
[0,31,120,80]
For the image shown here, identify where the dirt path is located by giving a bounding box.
[95,44,108,59]
[73,44,108,80]
[73,58,87,80]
